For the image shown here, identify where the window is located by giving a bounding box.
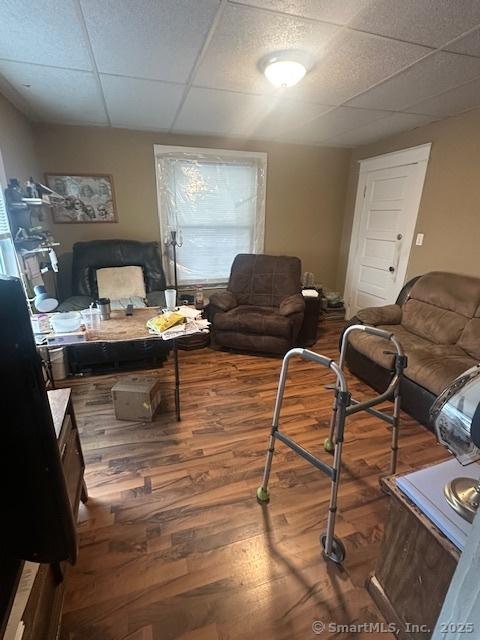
[155,145,266,286]
[0,173,18,277]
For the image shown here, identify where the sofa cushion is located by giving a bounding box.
[214,305,292,338]
[214,330,289,355]
[408,271,480,318]
[402,298,467,344]
[228,254,302,307]
[349,324,475,395]
[404,346,475,396]
[458,318,480,361]
[349,324,433,369]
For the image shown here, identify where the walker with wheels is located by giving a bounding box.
[256,324,407,564]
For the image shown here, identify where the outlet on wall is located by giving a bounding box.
[415,233,424,246]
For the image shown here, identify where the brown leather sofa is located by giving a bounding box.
[210,254,305,355]
[345,272,480,429]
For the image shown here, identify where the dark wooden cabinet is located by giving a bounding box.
[367,476,459,640]
[1,389,86,640]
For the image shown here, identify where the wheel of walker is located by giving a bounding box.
[320,532,346,564]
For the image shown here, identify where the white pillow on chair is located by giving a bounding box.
[96,266,147,302]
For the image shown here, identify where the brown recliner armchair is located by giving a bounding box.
[210,254,305,355]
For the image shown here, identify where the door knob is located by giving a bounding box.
[389,266,395,272]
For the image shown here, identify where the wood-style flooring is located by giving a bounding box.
[60,321,448,640]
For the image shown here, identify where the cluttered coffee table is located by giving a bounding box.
[40,306,209,421]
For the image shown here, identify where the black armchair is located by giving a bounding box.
[58,239,167,311]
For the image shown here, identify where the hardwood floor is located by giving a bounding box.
[61,321,448,640]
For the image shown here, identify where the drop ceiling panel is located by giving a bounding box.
[348,51,480,111]
[174,87,330,137]
[0,61,108,124]
[280,105,392,144]
[193,3,339,94]
[0,0,91,70]
[405,78,480,117]
[80,0,219,83]
[327,113,435,146]
[294,31,430,105]
[101,75,184,130]
[350,0,480,48]
[446,28,480,57]
[233,0,373,25]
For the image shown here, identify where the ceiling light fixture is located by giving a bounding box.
[260,50,312,88]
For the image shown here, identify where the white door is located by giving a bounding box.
[344,144,431,318]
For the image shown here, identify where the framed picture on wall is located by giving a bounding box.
[45,173,117,223]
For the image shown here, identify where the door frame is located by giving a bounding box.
[344,143,431,318]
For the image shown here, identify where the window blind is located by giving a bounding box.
[156,148,266,286]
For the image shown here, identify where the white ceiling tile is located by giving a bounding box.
[81,0,219,83]
[405,78,480,117]
[446,28,480,57]
[174,87,331,137]
[0,0,91,70]
[350,0,480,48]
[278,105,391,144]
[348,51,480,111]
[101,75,184,130]
[194,3,340,94]
[0,61,107,124]
[294,30,430,105]
[326,113,436,146]
[174,88,266,136]
[256,97,332,137]
[233,0,373,25]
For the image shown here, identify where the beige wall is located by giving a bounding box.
[0,92,38,182]
[337,108,480,291]
[32,124,351,288]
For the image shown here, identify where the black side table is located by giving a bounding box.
[297,295,322,347]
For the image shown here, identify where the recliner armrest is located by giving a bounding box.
[356,304,402,326]
[210,290,237,312]
[279,293,305,317]
[146,290,166,307]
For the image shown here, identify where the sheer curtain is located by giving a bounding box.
[156,147,267,286]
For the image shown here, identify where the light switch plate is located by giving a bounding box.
[415,233,424,246]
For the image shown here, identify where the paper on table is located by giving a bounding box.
[176,305,202,320]
[151,318,210,340]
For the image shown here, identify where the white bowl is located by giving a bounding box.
[51,311,82,333]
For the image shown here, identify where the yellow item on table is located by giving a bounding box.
[146,312,184,334]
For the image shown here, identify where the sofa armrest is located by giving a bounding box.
[279,293,305,317]
[209,290,237,312]
[57,295,93,312]
[356,304,402,326]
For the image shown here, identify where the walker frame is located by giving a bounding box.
[256,324,407,564]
